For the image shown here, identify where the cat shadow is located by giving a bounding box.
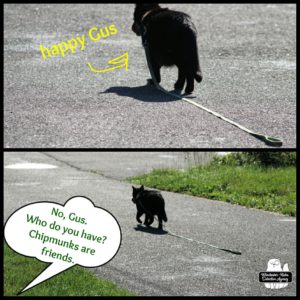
[134,224,168,235]
[100,81,197,103]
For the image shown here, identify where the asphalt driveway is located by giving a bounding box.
[4,4,296,148]
[4,152,296,296]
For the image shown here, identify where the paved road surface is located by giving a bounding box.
[4,4,296,148]
[4,152,296,296]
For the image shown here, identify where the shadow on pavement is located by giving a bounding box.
[100,84,178,102]
[134,224,168,235]
[100,82,197,103]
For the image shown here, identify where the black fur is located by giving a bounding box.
[132,3,202,94]
[132,185,167,229]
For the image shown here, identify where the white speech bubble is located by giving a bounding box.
[4,196,122,294]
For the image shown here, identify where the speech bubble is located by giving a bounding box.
[4,196,122,294]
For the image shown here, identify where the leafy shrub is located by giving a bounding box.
[213,152,296,168]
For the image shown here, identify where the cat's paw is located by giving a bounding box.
[184,86,194,95]
[144,221,152,227]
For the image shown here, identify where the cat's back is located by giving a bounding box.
[141,190,164,203]
[148,9,197,49]
[151,9,194,30]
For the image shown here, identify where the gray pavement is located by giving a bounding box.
[43,151,216,180]
[4,4,296,148]
[4,152,296,296]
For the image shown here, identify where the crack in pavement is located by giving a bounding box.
[41,152,119,182]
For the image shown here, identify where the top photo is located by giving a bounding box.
[3,3,296,148]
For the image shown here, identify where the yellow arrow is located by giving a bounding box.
[87,52,128,73]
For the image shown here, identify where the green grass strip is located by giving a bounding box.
[128,165,296,216]
[4,242,134,296]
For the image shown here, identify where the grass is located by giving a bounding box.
[4,242,134,296]
[128,164,296,216]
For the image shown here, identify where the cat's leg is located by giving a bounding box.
[143,214,148,225]
[182,35,199,94]
[157,215,163,230]
[185,70,195,95]
[144,213,152,227]
[174,66,185,91]
[146,215,154,226]
[136,211,143,224]
[147,47,161,85]
[149,215,154,225]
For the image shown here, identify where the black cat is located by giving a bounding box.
[132,3,202,94]
[132,185,167,229]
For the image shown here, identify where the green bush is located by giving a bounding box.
[213,152,296,168]
[247,152,296,167]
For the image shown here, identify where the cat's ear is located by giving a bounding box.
[132,186,136,190]
[141,185,144,190]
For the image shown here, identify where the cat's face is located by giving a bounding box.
[132,185,144,203]
[132,3,160,36]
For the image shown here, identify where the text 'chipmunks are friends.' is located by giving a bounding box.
[39,24,118,59]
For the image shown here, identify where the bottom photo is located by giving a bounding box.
[3,151,296,296]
